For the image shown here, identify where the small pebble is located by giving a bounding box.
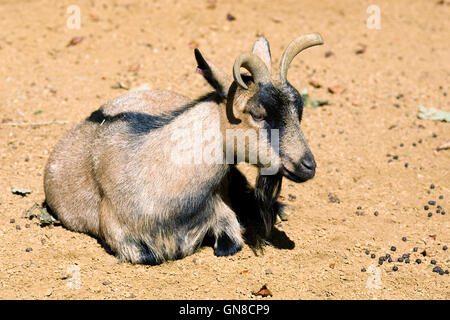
[431,260,436,265]
[25,247,32,252]
[405,258,410,264]
[365,250,370,255]
[413,247,418,252]
[374,211,379,216]
[430,184,435,189]
[393,155,399,160]
[412,143,417,147]
[402,237,407,242]
[404,163,409,168]
[428,213,432,217]
[432,266,441,273]
[10,218,15,223]
[25,224,30,228]
[443,246,448,251]
[416,259,421,264]
[439,195,443,199]
[361,268,366,272]
[371,254,376,259]
[16,225,21,230]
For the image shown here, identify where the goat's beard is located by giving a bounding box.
[255,171,283,238]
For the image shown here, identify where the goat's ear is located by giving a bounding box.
[252,37,272,74]
[194,49,232,98]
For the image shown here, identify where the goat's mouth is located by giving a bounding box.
[281,165,315,183]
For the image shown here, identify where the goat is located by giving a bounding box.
[44,33,323,264]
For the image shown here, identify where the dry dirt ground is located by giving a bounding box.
[0,0,449,300]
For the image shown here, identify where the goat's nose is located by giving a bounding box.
[301,152,316,171]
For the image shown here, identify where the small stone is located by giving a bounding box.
[405,259,410,264]
[374,211,379,216]
[11,187,32,197]
[430,184,435,189]
[416,259,421,264]
[428,212,432,217]
[25,224,30,228]
[391,246,396,252]
[413,247,418,252]
[428,201,436,205]
[439,195,444,199]
[402,237,407,242]
[9,218,15,223]
[16,225,21,230]
[431,260,437,265]
[393,266,398,271]
[361,268,366,272]
[25,247,32,252]
[443,245,448,251]
[371,254,376,259]
[226,13,236,21]
[365,250,370,255]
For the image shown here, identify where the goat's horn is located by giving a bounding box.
[233,53,272,90]
[278,33,323,84]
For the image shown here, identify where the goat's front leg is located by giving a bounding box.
[210,197,243,257]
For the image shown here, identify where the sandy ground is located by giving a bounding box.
[0,0,449,300]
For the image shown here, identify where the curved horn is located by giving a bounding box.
[233,53,272,90]
[278,33,324,83]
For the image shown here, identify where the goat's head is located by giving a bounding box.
[195,33,323,182]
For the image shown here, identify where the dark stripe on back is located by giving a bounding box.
[86,92,223,135]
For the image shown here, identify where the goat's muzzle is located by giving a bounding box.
[281,152,316,183]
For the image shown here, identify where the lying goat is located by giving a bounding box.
[44,33,323,264]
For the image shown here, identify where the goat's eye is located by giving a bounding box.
[250,110,265,122]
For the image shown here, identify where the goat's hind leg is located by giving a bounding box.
[210,197,243,257]
[98,198,160,265]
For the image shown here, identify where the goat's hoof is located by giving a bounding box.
[214,233,242,257]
